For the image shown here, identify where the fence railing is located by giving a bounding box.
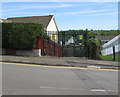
[35,37,62,57]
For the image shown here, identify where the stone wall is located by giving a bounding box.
[16,49,41,57]
[2,48,41,57]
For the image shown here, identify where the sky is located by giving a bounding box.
[1,2,118,30]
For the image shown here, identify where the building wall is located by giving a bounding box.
[101,44,120,56]
[46,17,58,43]
[46,18,58,32]
[101,35,120,56]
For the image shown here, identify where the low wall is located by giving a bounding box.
[16,49,41,57]
[2,48,5,55]
[2,48,41,57]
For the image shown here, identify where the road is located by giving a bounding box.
[2,62,118,95]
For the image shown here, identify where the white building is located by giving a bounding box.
[65,36,74,45]
[0,18,12,22]
[101,35,120,56]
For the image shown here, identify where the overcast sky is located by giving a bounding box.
[1,1,118,30]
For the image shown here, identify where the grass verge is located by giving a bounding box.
[100,55,120,62]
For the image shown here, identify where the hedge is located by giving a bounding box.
[2,22,44,50]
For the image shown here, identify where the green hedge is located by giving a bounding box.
[2,22,44,50]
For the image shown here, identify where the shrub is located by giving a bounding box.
[87,38,102,59]
[2,22,44,50]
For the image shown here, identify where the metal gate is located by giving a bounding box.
[58,31,88,57]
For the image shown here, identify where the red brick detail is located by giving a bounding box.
[35,37,62,57]
[34,37,43,49]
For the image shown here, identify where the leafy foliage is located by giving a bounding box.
[58,30,88,42]
[59,29,119,37]
[89,30,119,36]
[87,38,102,59]
[2,22,44,50]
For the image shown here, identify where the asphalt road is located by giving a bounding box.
[2,62,118,95]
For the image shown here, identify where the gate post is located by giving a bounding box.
[62,32,65,57]
[113,46,115,61]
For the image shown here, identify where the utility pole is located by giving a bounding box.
[113,46,115,61]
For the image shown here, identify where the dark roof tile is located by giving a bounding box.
[7,15,53,28]
[95,36,115,40]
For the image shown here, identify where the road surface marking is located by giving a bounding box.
[40,86,75,90]
[1,62,119,71]
[40,86,87,91]
[91,89,106,92]
[87,66,101,69]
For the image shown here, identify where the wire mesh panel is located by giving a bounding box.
[59,31,88,57]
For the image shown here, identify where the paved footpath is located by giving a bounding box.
[1,55,119,70]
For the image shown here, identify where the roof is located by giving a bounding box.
[0,18,12,22]
[7,15,54,28]
[95,36,115,41]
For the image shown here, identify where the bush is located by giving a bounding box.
[87,38,102,59]
[2,22,44,50]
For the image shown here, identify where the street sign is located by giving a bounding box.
[51,34,56,40]
[79,35,83,40]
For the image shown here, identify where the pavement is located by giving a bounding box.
[1,55,119,70]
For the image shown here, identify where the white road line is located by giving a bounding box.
[40,86,84,91]
[87,66,101,69]
[91,89,106,92]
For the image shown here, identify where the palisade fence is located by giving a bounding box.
[43,32,89,57]
[37,33,62,57]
